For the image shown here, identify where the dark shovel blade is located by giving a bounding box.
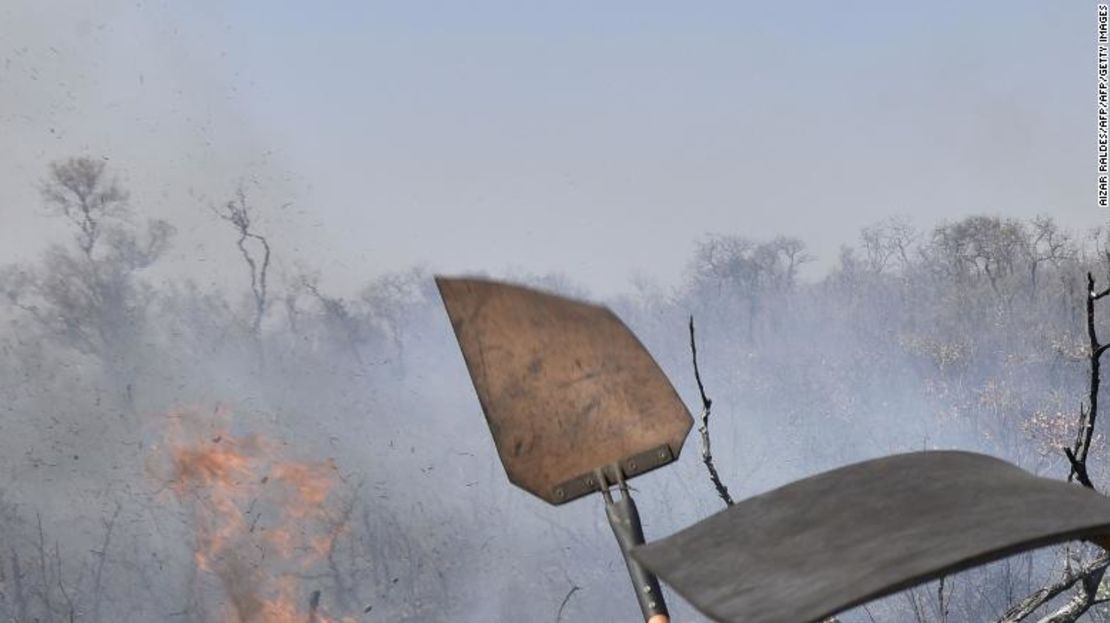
[436,276,693,505]
[632,451,1110,623]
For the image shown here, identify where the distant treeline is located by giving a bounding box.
[1,158,1107,622]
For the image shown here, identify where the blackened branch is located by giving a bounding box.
[689,316,734,507]
[1002,272,1110,622]
[690,317,712,413]
[996,554,1110,623]
[1063,447,1094,490]
[555,583,580,623]
[1067,273,1106,490]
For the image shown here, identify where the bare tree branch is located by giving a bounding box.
[1067,272,1107,488]
[213,187,273,338]
[999,271,1110,622]
[689,316,733,507]
[40,157,130,258]
[555,582,580,623]
[1033,564,1107,623]
[1062,447,1094,490]
[91,501,122,622]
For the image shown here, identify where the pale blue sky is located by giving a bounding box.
[1,1,1101,294]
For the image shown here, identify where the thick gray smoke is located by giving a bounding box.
[1,160,1107,622]
[2,3,1106,621]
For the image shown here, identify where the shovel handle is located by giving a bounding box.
[598,470,669,622]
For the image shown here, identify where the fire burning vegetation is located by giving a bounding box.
[153,407,355,623]
[9,154,1110,620]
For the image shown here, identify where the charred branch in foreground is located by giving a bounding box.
[1034,564,1108,623]
[999,272,1110,623]
[997,553,1110,623]
[1067,272,1110,490]
[689,316,733,507]
[1063,446,1093,490]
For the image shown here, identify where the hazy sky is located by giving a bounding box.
[1,1,1104,295]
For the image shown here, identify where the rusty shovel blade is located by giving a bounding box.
[436,276,693,505]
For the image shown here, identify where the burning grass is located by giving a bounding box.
[150,406,355,622]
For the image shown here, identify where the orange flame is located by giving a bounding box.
[154,407,355,623]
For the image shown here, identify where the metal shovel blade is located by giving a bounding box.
[631,451,1110,623]
[436,276,693,505]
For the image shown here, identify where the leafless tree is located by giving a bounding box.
[298,273,369,366]
[860,216,921,275]
[1028,217,1076,301]
[0,495,123,623]
[213,187,272,338]
[688,235,811,344]
[2,157,174,407]
[40,157,130,258]
[360,268,428,374]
